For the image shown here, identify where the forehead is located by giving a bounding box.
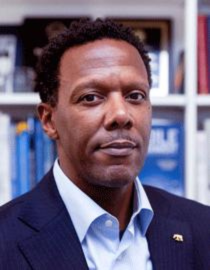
[59,38,148,86]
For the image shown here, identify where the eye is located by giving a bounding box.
[126,91,145,102]
[79,93,104,104]
[83,94,97,102]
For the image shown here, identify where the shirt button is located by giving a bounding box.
[105,219,113,227]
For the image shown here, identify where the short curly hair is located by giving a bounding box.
[35,18,152,106]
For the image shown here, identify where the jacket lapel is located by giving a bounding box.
[17,170,89,270]
[146,215,194,270]
[145,186,194,270]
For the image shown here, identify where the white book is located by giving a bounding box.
[0,35,17,93]
[196,130,209,205]
[0,112,12,205]
[203,118,210,205]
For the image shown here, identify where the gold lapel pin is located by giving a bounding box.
[172,234,184,242]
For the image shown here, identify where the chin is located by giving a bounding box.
[85,165,139,188]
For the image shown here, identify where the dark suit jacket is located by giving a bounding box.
[0,169,210,270]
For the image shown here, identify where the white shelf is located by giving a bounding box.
[0,0,184,24]
[0,93,40,106]
[197,95,210,106]
[151,95,186,107]
[1,0,184,4]
[0,93,186,107]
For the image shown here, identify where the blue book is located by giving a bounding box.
[34,119,44,183]
[43,132,56,174]
[11,122,19,199]
[15,121,30,196]
[35,119,56,183]
[139,119,185,196]
[27,116,36,189]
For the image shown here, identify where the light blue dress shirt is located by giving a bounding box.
[53,159,154,270]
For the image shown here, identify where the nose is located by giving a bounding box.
[104,93,133,131]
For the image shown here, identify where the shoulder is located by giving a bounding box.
[0,171,57,256]
[0,190,35,262]
[0,169,61,241]
[0,189,35,236]
[0,191,30,220]
[144,185,210,224]
[144,186,210,268]
[0,169,54,224]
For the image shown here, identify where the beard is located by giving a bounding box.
[76,157,143,189]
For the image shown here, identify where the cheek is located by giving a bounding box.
[136,108,152,147]
[136,105,152,129]
[57,109,101,148]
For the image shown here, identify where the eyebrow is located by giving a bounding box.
[73,79,105,92]
[72,78,150,94]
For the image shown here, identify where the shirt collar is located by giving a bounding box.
[53,159,153,242]
[133,177,154,236]
[53,159,106,242]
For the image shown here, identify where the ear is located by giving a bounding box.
[37,103,59,140]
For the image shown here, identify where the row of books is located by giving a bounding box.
[197,14,210,94]
[0,113,56,206]
[0,113,185,206]
[0,18,171,96]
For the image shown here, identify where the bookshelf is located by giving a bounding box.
[0,0,207,202]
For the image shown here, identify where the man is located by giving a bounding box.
[0,18,210,270]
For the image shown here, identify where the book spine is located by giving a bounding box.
[16,121,30,195]
[11,122,19,199]
[139,120,185,196]
[196,130,208,204]
[43,133,55,174]
[35,119,44,182]
[197,15,209,94]
[204,118,210,205]
[0,113,12,205]
[27,116,36,189]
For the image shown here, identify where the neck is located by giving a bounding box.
[57,158,135,231]
[86,183,134,231]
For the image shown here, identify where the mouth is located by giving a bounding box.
[98,139,137,157]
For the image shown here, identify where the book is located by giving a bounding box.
[133,20,171,97]
[34,119,45,183]
[139,119,185,196]
[197,15,209,94]
[15,121,30,196]
[43,132,56,173]
[196,130,209,204]
[199,0,210,7]
[0,113,12,205]
[10,122,19,199]
[11,117,56,198]
[112,19,171,97]
[0,35,17,93]
[203,118,210,205]
[27,116,36,189]
[173,51,184,94]
[35,118,56,183]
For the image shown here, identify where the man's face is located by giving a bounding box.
[48,38,151,191]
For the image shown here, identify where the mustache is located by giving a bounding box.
[94,132,140,148]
